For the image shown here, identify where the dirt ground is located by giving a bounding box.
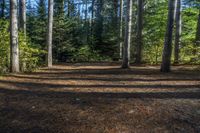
[0,63,200,133]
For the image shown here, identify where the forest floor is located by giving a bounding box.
[0,63,200,133]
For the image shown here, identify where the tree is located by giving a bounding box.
[122,0,132,68]
[19,0,26,37]
[174,0,181,64]
[135,0,143,64]
[10,0,19,72]
[94,0,103,46]
[160,0,176,72]
[119,0,123,59]
[47,0,54,67]
[196,9,200,46]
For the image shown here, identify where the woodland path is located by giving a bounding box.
[0,63,200,133]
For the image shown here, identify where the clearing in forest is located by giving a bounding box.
[0,63,200,133]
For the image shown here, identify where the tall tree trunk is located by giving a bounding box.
[47,0,54,67]
[196,9,200,46]
[95,0,103,45]
[174,0,181,64]
[122,0,132,68]
[119,0,123,59]
[90,0,95,39]
[67,0,70,17]
[19,0,26,37]
[10,0,19,73]
[1,0,5,18]
[161,0,176,72]
[135,0,143,64]
[85,0,89,43]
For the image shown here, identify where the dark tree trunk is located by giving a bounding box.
[95,0,103,45]
[47,0,54,67]
[135,0,143,64]
[161,0,176,72]
[122,0,132,68]
[19,0,26,37]
[119,0,124,59]
[10,0,19,73]
[174,0,181,64]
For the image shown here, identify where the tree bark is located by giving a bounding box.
[174,0,181,64]
[161,0,176,72]
[196,9,200,46]
[135,0,143,64]
[119,0,123,59]
[95,0,103,45]
[47,0,54,67]
[19,0,26,37]
[122,0,132,68]
[10,0,19,73]
[1,0,5,18]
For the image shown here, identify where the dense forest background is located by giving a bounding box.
[0,0,199,73]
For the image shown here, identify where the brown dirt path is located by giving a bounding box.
[0,63,200,133]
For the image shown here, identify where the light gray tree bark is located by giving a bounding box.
[10,0,19,73]
[119,0,124,59]
[174,0,181,64]
[135,0,143,64]
[47,0,54,67]
[161,0,176,72]
[122,0,132,68]
[196,9,200,45]
[19,0,26,37]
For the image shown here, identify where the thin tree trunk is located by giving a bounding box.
[10,0,19,73]
[47,0,54,67]
[19,0,26,37]
[95,0,103,45]
[174,0,181,64]
[161,0,176,72]
[135,0,143,64]
[196,9,200,46]
[119,0,123,59]
[85,0,89,42]
[1,0,5,18]
[122,0,132,68]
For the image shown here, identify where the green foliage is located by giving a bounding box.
[0,19,44,73]
[72,45,111,62]
[0,20,9,73]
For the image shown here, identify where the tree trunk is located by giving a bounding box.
[47,0,54,67]
[19,0,26,37]
[161,0,176,72]
[174,0,181,64]
[196,9,200,46]
[95,0,103,45]
[119,0,123,59]
[10,0,19,73]
[135,0,143,64]
[122,0,132,68]
[1,0,5,18]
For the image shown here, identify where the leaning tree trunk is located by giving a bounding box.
[160,0,176,72]
[1,0,5,18]
[174,0,181,64]
[47,0,54,67]
[10,0,19,73]
[135,0,144,64]
[19,0,26,37]
[122,0,132,68]
[119,0,124,59]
